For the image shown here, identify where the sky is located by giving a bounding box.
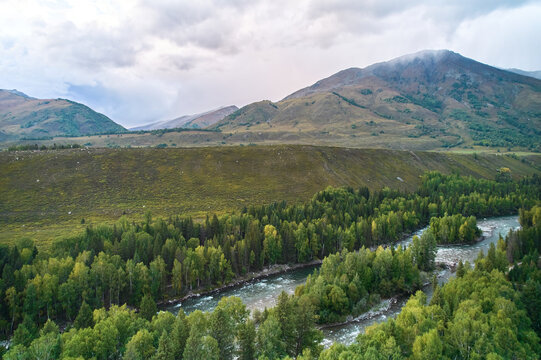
[1,0,540,128]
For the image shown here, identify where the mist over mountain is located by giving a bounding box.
[131,105,239,131]
[507,68,541,80]
[214,50,541,149]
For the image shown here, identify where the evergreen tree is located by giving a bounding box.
[209,306,235,360]
[125,329,156,360]
[3,345,30,360]
[171,310,190,359]
[153,330,174,360]
[12,316,37,347]
[140,293,157,322]
[456,260,466,278]
[74,301,93,329]
[256,314,286,359]
[11,323,33,348]
[237,319,256,360]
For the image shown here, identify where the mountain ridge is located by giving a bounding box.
[214,50,541,150]
[131,105,238,131]
[0,89,126,139]
[284,50,541,100]
[507,68,541,80]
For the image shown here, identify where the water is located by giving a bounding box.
[164,216,519,346]
[165,266,316,315]
[321,215,520,345]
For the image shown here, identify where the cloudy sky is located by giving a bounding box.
[1,0,540,127]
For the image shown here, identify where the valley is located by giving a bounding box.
[1,170,539,359]
[1,43,540,359]
[162,215,520,346]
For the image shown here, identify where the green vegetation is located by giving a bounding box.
[449,109,540,149]
[332,92,366,109]
[320,204,541,360]
[1,173,539,359]
[428,214,481,245]
[7,143,82,151]
[506,206,541,337]
[1,146,539,248]
[295,245,424,324]
[0,172,538,336]
[321,269,539,359]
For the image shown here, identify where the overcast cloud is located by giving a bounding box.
[1,0,539,127]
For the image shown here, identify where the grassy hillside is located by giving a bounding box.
[1,145,539,248]
[0,89,126,139]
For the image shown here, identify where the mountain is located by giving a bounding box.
[131,105,238,131]
[213,50,541,149]
[507,68,541,80]
[0,89,126,140]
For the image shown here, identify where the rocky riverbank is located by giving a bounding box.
[158,260,322,308]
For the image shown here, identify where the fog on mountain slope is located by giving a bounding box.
[130,105,239,131]
[507,68,541,80]
[214,50,541,150]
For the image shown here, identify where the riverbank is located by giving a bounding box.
[436,234,487,247]
[158,259,322,308]
[160,224,452,311]
[319,297,400,330]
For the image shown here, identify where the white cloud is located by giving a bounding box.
[0,0,539,127]
[450,3,541,71]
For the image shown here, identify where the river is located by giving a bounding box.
[165,266,317,315]
[164,215,520,346]
[322,215,520,345]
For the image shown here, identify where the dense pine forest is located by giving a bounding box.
[1,171,540,359]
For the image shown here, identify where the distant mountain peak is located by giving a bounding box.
[216,49,541,150]
[383,49,457,63]
[507,68,541,80]
[5,89,35,99]
[283,49,538,101]
[130,105,239,131]
[0,89,126,139]
[284,50,460,100]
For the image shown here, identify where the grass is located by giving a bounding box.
[1,145,539,249]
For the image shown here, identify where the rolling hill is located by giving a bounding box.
[0,89,126,139]
[131,105,238,130]
[213,50,541,150]
[0,145,539,247]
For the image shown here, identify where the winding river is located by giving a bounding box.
[165,215,520,346]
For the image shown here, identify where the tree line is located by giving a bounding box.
[6,143,82,151]
[4,290,323,359]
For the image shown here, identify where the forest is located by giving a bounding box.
[319,205,541,359]
[0,171,540,358]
